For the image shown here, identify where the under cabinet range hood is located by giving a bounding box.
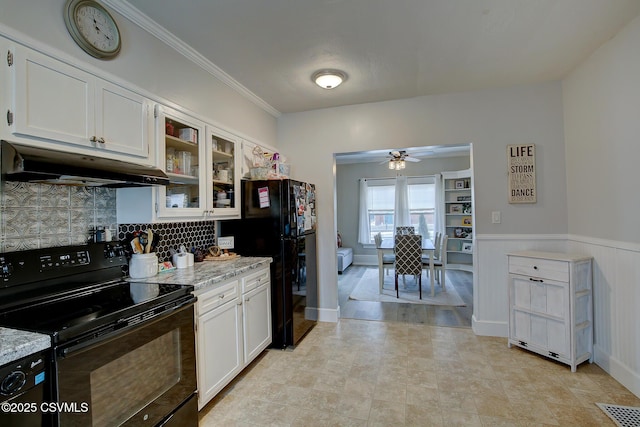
[1,141,169,187]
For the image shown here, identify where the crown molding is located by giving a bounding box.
[102,0,281,118]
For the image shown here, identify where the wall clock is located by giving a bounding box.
[64,0,121,59]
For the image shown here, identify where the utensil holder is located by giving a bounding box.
[129,253,158,278]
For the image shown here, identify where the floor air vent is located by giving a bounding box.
[596,403,640,427]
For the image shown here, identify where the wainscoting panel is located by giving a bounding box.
[568,236,640,398]
[473,234,567,337]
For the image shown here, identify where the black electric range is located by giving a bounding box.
[0,243,198,427]
[0,243,193,348]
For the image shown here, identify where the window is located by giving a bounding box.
[365,176,436,243]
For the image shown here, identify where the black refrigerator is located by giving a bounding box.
[219,179,317,348]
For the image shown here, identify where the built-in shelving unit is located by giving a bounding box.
[442,169,473,271]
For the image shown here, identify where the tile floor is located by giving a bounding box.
[199,267,640,426]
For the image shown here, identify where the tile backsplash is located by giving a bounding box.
[0,182,217,257]
[0,181,117,252]
[118,221,216,262]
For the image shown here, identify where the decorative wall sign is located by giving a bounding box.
[507,144,536,203]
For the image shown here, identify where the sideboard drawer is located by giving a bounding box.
[508,256,569,282]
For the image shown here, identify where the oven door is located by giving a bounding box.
[54,302,196,427]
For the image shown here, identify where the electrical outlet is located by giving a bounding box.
[217,236,234,249]
[492,211,501,224]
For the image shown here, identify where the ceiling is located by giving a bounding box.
[120,0,640,115]
[335,145,470,164]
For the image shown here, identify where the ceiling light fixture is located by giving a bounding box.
[312,69,347,89]
[388,158,406,170]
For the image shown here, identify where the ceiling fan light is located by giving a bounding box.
[388,160,395,169]
[400,160,406,169]
[312,70,347,89]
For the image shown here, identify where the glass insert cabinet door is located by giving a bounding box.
[157,105,206,217]
[207,126,240,217]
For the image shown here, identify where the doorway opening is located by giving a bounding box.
[334,143,474,327]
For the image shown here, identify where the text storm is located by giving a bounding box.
[507,144,536,203]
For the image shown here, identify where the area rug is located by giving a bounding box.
[349,269,466,306]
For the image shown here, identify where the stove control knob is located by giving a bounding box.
[0,260,13,279]
[113,245,126,257]
[1,370,26,394]
[104,246,116,259]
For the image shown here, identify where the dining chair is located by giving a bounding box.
[421,231,441,272]
[374,232,394,275]
[431,235,448,292]
[394,233,423,299]
[395,226,415,235]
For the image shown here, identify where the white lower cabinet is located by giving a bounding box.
[195,280,243,409]
[242,268,272,363]
[507,251,593,372]
[194,267,271,409]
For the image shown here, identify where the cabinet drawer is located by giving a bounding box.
[242,268,270,294]
[508,256,569,282]
[197,280,239,314]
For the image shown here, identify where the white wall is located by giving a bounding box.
[278,82,568,328]
[0,0,277,146]
[563,14,640,397]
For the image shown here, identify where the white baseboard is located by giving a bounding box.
[306,306,339,323]
[595,345,640,398]
[472,315,507,337]
[353,254,377,266]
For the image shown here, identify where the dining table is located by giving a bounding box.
[377,237,438,297]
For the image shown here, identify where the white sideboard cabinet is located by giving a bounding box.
[507,251,593,372]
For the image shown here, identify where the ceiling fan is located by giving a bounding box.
[379,150,421,170]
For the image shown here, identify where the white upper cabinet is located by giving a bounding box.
[117,107,244,223]
[155,104,207,218]
[94,80,151,159]
[206,125,241,219]
[7,45,151,161]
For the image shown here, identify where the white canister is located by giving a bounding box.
[129,253,158,279]
[217,169,229,182]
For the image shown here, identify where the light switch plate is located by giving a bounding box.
[217,236,234,249]
[492,211,501,224]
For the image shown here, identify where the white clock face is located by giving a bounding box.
[74,4,120,54]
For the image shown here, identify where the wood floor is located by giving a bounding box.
[338,265,473,328]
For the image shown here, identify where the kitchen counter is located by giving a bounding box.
[0,327,51,366]
[128,256,272,291]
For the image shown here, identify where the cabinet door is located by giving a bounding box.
[510,275,569,357]
[11,46,94,146]
[207,126,241,219]
[242,282,272,363]
[512,275,566,318]
[156,105,206,217]
[94,80,150,159]
[196,299,243,409]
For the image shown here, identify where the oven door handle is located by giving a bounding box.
[58,296,195,358]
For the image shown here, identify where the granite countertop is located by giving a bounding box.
[128,256,272,291]
[0,327,51,366]
[0,257,270,366]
